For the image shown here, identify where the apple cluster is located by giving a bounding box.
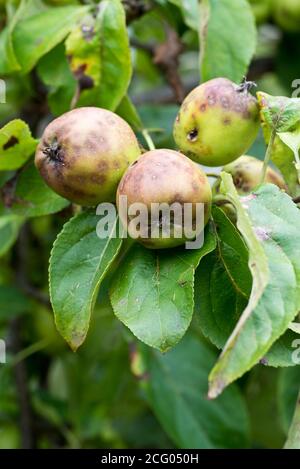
[35,77,286,249]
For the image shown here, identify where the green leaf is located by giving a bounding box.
[138,332,250,448]
[257,92,300,133]
[278,127,300,184]
[12,5,89,73]
[77,0,132,111]
[278,367,300,434]
[11,162,70,217]
[49,209,123,351]
[258,92,300,194]
[37,43,77,116]
[209,175,300,398]
[116,95,143,131]
[289,322,300,334]
[0,214,24,257]
[0,27,20,74]
[265,329,300,367]
[0,0,48,74]
[195,207,251,349]
[0,285,31,320]
[169,0,200,30]
[200,0,256,83]
[110,228,216,352]
[0,119,38,170]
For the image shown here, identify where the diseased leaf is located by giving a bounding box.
[209,174,300,398]
[77,0,132,111]
[137,332,250,448]
[65,12,101,88]
[49,209,123,351]
[0,120,38,171]
[110,227,216,352]
[200,0,256,83]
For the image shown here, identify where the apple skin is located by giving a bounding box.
[213,155,287,222]
[173,78,260,167]
[117,149,212,249]
[35,107,141,206]
[222,155,287,195]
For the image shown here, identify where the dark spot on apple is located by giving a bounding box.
[223,117,231,125]
[91,174,106,185]
[187,129,198,142]
[98,160,109,172]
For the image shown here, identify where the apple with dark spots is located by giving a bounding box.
[273,0,300,32]
[116,149,212,249]
[213,155,287,223]
[173,78,260,167]
[222,155,287,195]
[35,107,141,206]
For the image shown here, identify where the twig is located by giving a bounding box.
[123,0,152,23]
[213,195,233,207]
[153,26,185,103]
[260,128,276,185]
[11,224,35,448]
[70,83,81,110]
[142,129,156,151]
[130,37,154,54]
[9,317,34,449]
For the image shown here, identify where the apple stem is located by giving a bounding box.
[260,128,276,185]
[213,194,234,207]
[142,129,156,151]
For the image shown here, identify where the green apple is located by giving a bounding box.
[117,149,212,249]
[173,78,260,167]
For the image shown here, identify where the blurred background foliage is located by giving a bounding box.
[0,0,300,449]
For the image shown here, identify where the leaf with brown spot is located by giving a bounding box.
[3,136,19,151]
[0,119,38,171]
[66,13,101,88]
[76,0,132,111]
